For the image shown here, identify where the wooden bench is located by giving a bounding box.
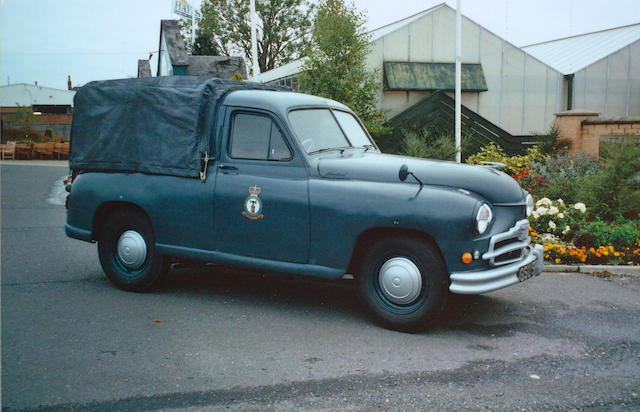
[1,141,16,160]
[53,142,70,159]
[15,143,34,160]
[33,142,55,160]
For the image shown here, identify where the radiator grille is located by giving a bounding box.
[482,219,530,266]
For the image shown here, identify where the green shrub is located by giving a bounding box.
[465,143,543,176]
[399,128,456,160]
[533,123,571,156]
[577,219,640,249]
[523,153,598,204]
[580,136,640,221]
[1,126,44,143]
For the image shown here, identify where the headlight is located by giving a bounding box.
[476,203,493,234]
[525,193,534,217]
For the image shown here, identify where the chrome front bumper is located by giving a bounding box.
[449,244,544,294]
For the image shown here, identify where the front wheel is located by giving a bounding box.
[98,209,168,292]
[356,236,449,332]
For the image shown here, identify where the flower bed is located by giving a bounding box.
[466,139,640,266]
[528,197,639,265]
[542,243,640,265]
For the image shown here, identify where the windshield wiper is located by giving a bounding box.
[308,146,352,155]
[362,144,376,151]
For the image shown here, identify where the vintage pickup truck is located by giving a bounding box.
[66,77,543,331]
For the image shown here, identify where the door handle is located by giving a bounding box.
[218,164,238,171]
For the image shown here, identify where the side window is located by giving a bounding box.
[229,113,292,161]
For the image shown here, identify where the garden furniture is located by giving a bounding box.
[1,141,16,160]
[14,143,33,160]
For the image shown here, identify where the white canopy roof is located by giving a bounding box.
[522,23,640,75]
[0,83,76,107]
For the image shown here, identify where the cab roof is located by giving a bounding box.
[224,89,351,115]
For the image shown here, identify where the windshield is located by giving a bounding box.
[288,109,374,154]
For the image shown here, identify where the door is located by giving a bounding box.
[213,109,310,264]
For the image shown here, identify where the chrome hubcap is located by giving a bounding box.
[116,230,147,270]
[378,257,422,305]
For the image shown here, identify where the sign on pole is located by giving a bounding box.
[173,0,194,18]
[173,0,196,46]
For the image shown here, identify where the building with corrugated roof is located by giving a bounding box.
[0,83,76,139]
[523,23,640,117]
[251,4,639,148]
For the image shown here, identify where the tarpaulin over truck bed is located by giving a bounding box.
[70,76,284,178]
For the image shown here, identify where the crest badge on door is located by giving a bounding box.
[242,186,264,220]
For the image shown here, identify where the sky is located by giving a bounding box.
[1,0,639,90]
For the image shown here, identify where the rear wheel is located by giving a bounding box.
[356,236,449,332]
[97,209,168,292]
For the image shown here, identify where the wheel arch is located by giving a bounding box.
[347,227,448,276]
[91,201,151,241]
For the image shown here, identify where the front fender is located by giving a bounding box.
[308,179,482,273]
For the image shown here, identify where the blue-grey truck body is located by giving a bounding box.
[66,77,543,331]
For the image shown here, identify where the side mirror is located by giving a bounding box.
[398,164,409,182]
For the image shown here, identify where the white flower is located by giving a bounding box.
[573,202,586,213]
[548,221,556,230]
[557,199,564,206]
[540,233,560,242]
[548,206,559,215]
[536,198,552,208]
[536,206,548,216]
[532,211,540,220]
[562,225,571,235]
[557,213,565,219]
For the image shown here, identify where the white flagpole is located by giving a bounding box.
[191,8,195,46]
[250,0,260,76]
[455,0,462,163]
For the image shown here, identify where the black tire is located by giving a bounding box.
[97,209,168,292]
[356,236,449,332]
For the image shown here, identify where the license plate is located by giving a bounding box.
[517,262,535,282]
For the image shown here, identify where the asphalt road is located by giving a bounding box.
[2,162,639,411]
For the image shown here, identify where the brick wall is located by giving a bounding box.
[1,109,73,139]
[555,110,640,157]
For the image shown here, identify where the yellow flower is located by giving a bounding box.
[608,245,614,252]
[555,258,561,263]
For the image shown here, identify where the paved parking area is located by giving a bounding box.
[2,163,639,411]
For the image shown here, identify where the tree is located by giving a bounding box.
[191,28,218,56]
[9,105,37,129]
[300,0,387,134]
[6,105,43,142]
[182,0,315,73]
